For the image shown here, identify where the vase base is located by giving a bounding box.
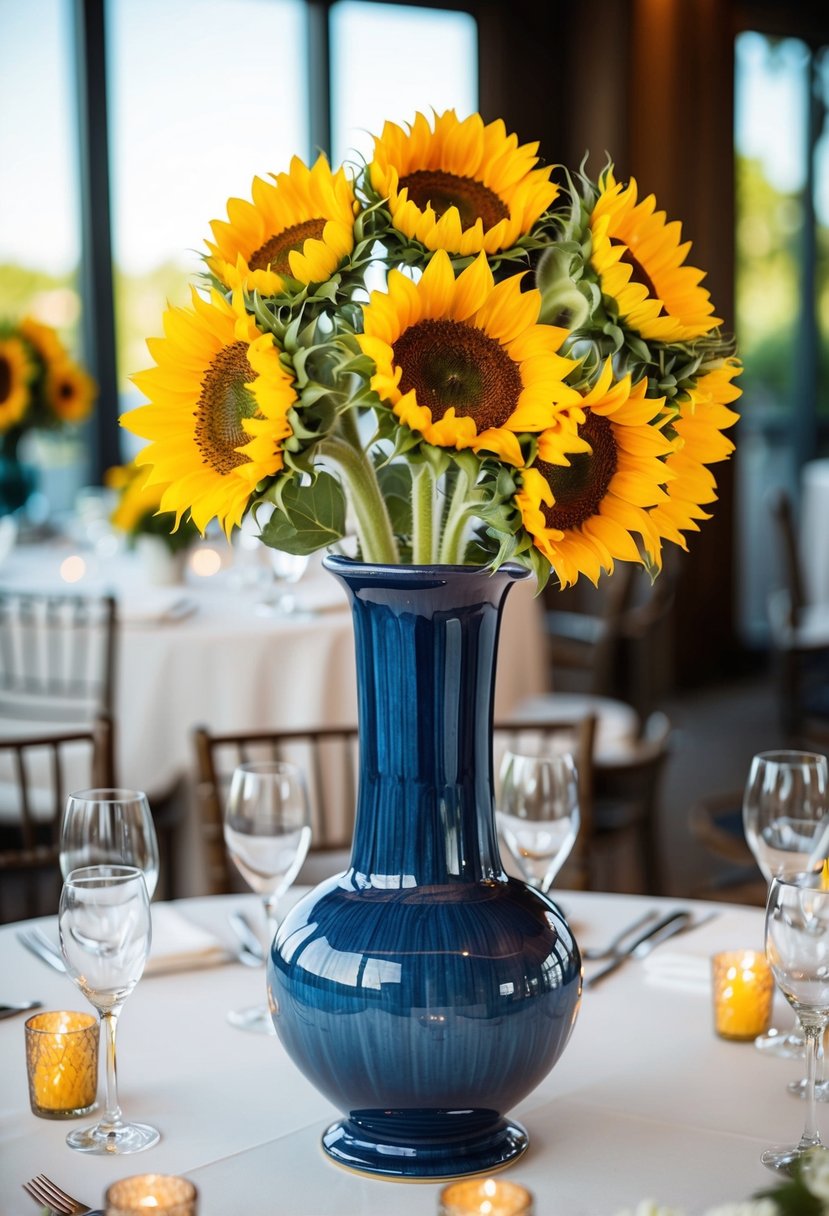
[321,1111,529,1180]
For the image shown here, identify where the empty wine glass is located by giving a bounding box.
[223,760,312,1032]
[496,750,580,894]
[256,550,309,615]
[743,751,829,1060]
[762,872,829,1174]
[60,788,160,900]
[59,864,159,1154]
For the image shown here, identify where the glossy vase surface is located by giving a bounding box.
[0,428,37,516]
[268,556,582,1180]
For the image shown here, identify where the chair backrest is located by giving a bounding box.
[769,487,806,625]
[192,716,598,895]
[0,589,117,721]
[193,724,361,895]
[591,710,672,894]
[0,714,115,922]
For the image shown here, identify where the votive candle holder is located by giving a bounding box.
[24,1010,99,1119]
[711,948,774,1041]
[105,1174,198,1215]
[438,1177,534,1215]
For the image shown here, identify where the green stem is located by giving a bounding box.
[438,468,472,565]
[319,433,399,565]
[412,466,435,565]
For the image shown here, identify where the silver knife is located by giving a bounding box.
[228,911,266,965]
[16,930,66,973]
[584,909,694,988]
[0,1000,42,1020]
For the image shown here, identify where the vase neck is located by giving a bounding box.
[325,559,528,887]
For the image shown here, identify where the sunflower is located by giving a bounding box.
[47,359,97,423]
[368,109,558,257]
[515,361,674,586]
[108,463,163,534]
[18,316,66,365]
[0,337,33,431]
[589,173,721,342]
[649,359,741,550]
[206,155,356,296]
[357,250,581,467]
[122,287,297,535]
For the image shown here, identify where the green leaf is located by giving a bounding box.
[375,462,413,537]
[258,472,347,555]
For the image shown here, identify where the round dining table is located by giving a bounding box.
[0,888,813,1215]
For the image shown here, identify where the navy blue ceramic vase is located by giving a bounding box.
[0,428,37,516]
[268,556,582,1180]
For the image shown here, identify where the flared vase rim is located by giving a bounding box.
[322,554,530,581]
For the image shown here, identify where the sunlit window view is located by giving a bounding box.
[330,1,478,167]
[734,31,829,642]
[0,0,81,352]
[107,0,307,419]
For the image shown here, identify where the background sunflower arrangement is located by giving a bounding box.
[106,459,201,555]
[123,109,740,589]
[0,317,97,437]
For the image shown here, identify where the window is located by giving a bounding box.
[734,31,829,641]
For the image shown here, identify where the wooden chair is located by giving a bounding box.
[590,710,672,895]
[0,589,117,722]
[192,716,598,894]
[689,789,766,905]
[0,714,115,922]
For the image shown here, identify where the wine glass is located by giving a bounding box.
[762,872,829,1174]
[743,750,829,1059]
[496,750,580,894]
[223,760,312,1032]
[256,550,310,615]
[60,788,160,900]
[58,864,159,1154]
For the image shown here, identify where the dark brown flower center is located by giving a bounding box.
[248,218,327,276]
[56,378,74,400]
[0,356,10,404]
[398,170,509,230]
[392,319,521,432]
[610,238,664,314]
[539,411,617,531]
[194,341,258,474]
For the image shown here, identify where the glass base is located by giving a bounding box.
[227,1004,276,1034]
[787,1078,829,1101]
[762,1140,829,1175]
[66,1119,160,1155]
[755,1026,805,1059]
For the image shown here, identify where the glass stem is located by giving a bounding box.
[262,894,280,959]
[99,1008,123,1132]
[800,1019,824,1148]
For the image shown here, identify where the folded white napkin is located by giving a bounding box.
[641,950,710,994]
[118,591,197,625]
[146,904,230,974]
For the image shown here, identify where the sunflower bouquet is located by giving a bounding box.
[106,460,201,555]
[0,317,97,437]
[123,109,740,589]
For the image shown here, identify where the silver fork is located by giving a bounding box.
[22,1173,97,1214]
[16,927,66,972]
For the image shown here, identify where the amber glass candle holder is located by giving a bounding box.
[25,1011,99,1119]
[438,1178,534,1215]
[105,1174,198,1215]
[711,949,774,1041]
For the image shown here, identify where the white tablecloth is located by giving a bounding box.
[0,889,813,1215]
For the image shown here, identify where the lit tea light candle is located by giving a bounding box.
[189,547,221,578]
[439,1178,534,1216]
[60,554,87,583]
[711,948,774,1041]
[105,1174,198,1216]
[24,1010,99,1119]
